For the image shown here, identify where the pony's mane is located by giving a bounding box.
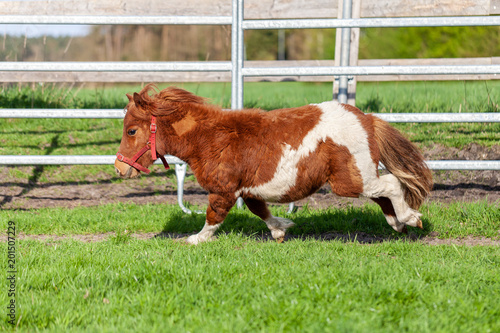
[130,84,208,118]
[138,84,205,105]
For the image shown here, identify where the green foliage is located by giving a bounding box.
[245,26,500,61]
[359,26,500,59]
[1,236,499,332]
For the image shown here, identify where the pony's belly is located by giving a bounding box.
[238,149,327,203]
[239,178,325,203]
[238,175,296,203]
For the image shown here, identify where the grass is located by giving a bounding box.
[1,200,499,239]
[1,236,499,332]
[3,80,498,112]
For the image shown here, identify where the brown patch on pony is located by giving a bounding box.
[206,193,236,225]
[371,197,396,218]
[232,105,322,190]
[262,105,322,150]
[341,104,380,167]
[279,139,363,203]
[172,113,197,137]
[243,196,272,220]
[372,116,433,209]
[326,140,364,198]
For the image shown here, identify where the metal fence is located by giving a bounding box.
[1,0,499,213]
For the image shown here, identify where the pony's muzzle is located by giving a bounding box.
[114,159,140,179]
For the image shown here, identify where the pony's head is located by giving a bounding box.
[114,84,205,178]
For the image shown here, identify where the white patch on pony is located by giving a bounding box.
[363,174,421,226]
[264,216,295,239]
[237,101,377,202]
[383,213,405,232]
[186,222,220,245]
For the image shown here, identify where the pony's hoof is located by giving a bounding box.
[416,219,423,229]
[401,225,408,234]
[186,235,200,245]
[270,228,286,240]
[276,237,285,243]
[186,234,217,245]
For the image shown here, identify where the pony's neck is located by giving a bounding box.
[157,103,219,164]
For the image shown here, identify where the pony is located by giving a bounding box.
[115,84,433,244]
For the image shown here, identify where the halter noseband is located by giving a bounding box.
[116,116,170,174]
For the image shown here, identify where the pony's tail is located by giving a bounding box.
[371,116,433,209]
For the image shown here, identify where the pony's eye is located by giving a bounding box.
[127,129,137,136]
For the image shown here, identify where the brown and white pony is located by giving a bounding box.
[115,85,433,244]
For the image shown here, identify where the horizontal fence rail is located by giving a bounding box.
[0,62,232,72]
[1,63,499,78]
[0,15,232,25]
[0,109,124,118]
[2,15,499,28]
[242,16,500,29]
[0,155,186,165]
[2,110,500,122]
[374,113,500,123]
[2,59,499,83]
[1,156,498,171]
[241,65,500,77]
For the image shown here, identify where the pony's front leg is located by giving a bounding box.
[186,193,236,245]
[244,197,295,243]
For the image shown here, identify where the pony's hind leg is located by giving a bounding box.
[244,197,295,242]
[371,197,407,233]
[186,193,236,245]
[364,174,422,230]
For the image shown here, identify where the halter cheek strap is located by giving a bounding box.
[116,116,170,174]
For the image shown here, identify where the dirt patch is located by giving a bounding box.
[1,143,498,210]
[1,231,498,246]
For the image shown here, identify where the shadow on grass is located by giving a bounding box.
[0,168,176,190]
[0,134,60,208]
[15,139,121,150]
[158,207,430,244]
[1,127,113,135]
[434,182,500,192]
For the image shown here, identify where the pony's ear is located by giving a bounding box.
[126,93,133,102]
[133,92,148,110]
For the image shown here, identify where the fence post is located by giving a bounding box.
[334,0,360,105]
[336,0,352,104]
[233,0,245,209]
[231,0,244,111]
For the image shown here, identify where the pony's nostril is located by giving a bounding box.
[115,167,122,176]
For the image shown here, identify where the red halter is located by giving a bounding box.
[116,116,170,174]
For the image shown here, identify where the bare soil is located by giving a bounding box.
[1,231,499,246]
[1,143,499,245]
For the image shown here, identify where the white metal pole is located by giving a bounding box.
[231,0,244,110]
[337,0,352,104]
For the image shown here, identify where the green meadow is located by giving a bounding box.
[1,201,500,332]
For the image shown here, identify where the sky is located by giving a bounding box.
[0,24,90,38]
